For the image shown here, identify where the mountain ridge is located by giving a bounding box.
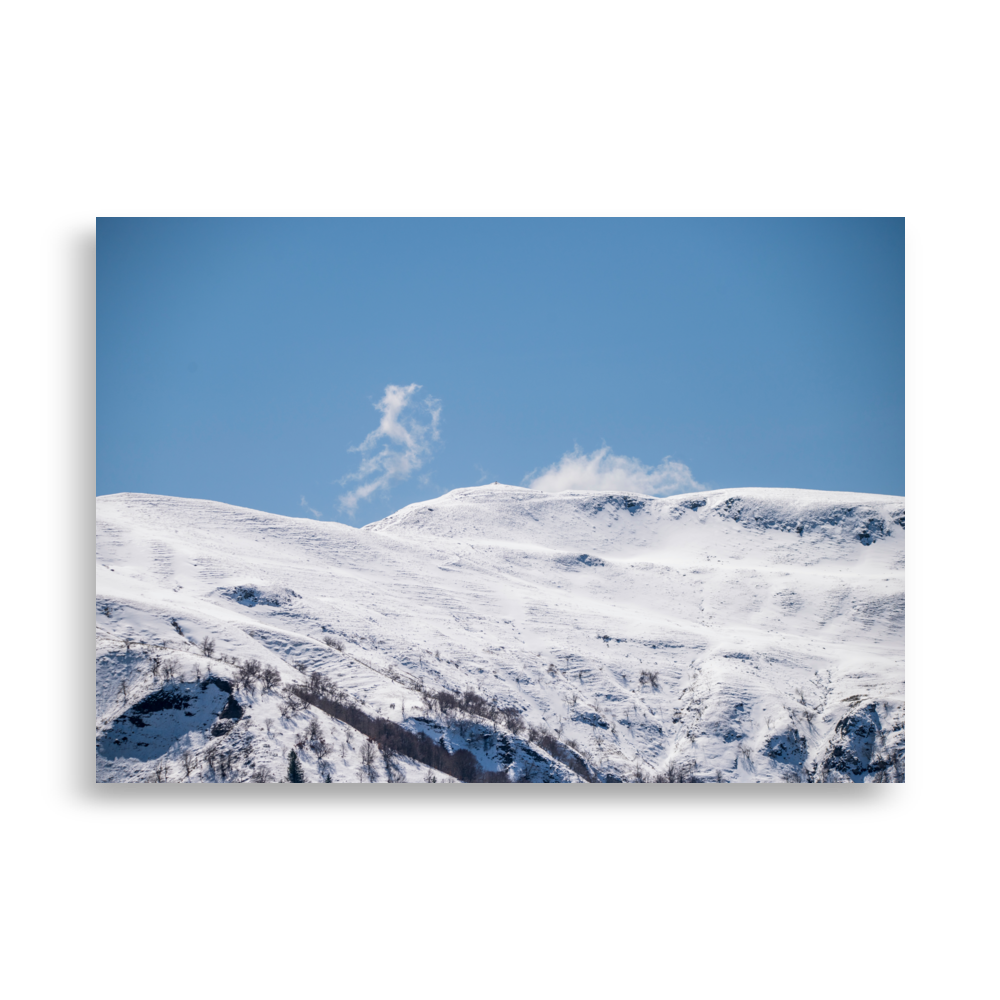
[96,485,905,783]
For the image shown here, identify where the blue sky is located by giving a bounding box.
[97,217,904,524]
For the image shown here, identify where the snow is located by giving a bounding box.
[95,484,904,782]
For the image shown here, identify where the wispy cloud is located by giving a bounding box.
[339,384,441,513]
[300,496,322,519]
[525,446,704,496]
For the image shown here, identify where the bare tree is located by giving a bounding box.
[655,760,696,782]
[261,667,281,694]
[309,671,326,697]
[279,690,304,719]
[501,706,525,736]
[181,750,195,778]
[236,658,262,694]
[359,738,380,782]
[264,718,275,737]
[381,744,402,782]
[199,636,216,659]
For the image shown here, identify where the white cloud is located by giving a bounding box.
[339,384,441,513]
[525,446,704,496]
[300,497,322,519]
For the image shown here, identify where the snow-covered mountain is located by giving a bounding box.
[95,484,905,783]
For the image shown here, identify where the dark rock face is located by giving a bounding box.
[223,585,298,607]
[764,729,808,768]
[578,494,648,518]
[98,680,239,762]
[820,704,888,782]
[711,495,904,546]
[217,694,244,720]
[572,711,609,729]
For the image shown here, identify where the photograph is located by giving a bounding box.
[96,217,904,783]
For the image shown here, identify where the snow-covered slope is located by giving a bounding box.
[96,484,905,783]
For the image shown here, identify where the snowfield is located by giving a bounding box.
[95,484,904,783]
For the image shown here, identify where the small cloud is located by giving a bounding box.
[525,446,704,496]
[300,497,322,519]
[339,384,442,513]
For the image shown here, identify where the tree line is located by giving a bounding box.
[291,683,510,783]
